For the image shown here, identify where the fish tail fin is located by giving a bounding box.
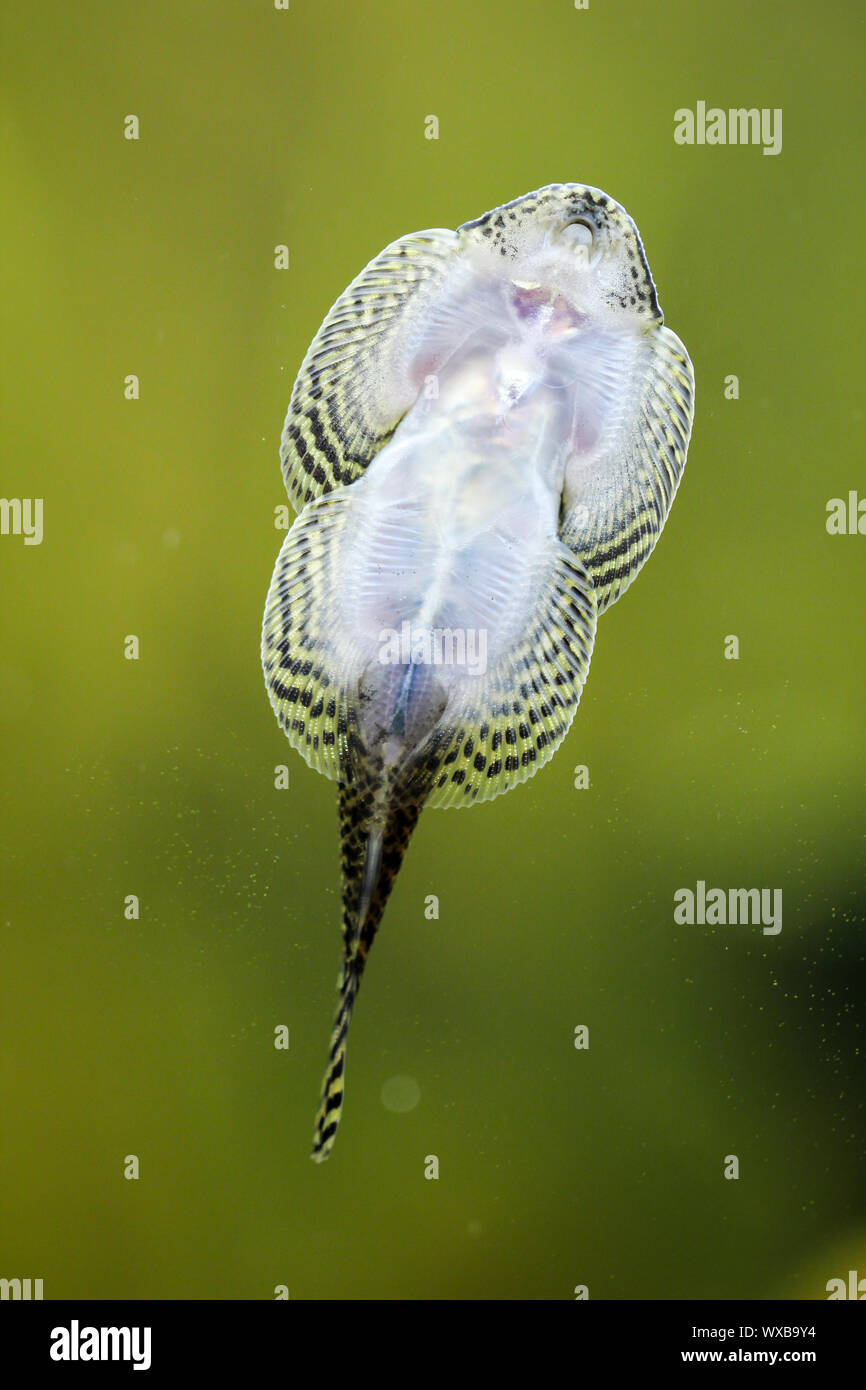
[310,955,360,1164]
[310,748,428,1163]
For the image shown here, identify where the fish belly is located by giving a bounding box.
[338,374,569,708]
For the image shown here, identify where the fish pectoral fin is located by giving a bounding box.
[281,227,460,512]
[560,324,694,613]
[424,546,597,809]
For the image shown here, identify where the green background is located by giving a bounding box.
[2,0,864,1299]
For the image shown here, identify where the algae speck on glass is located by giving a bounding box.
[261,183,695,1161]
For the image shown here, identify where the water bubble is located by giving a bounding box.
[380,1074,421,1113]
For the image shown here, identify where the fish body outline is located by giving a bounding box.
[262,184,695,1159]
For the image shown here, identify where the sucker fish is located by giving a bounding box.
[261,184,695,1161]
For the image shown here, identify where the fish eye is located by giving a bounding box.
[560,218,599,265]
[562,218,594,246]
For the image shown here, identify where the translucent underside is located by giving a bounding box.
[333,274,634,692]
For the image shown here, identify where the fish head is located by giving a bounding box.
[458,182,662,328]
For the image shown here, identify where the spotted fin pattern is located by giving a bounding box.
[261,490,357,782]
[423,548,597,809]
[560,325,694,613]
[280,228,460,513]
